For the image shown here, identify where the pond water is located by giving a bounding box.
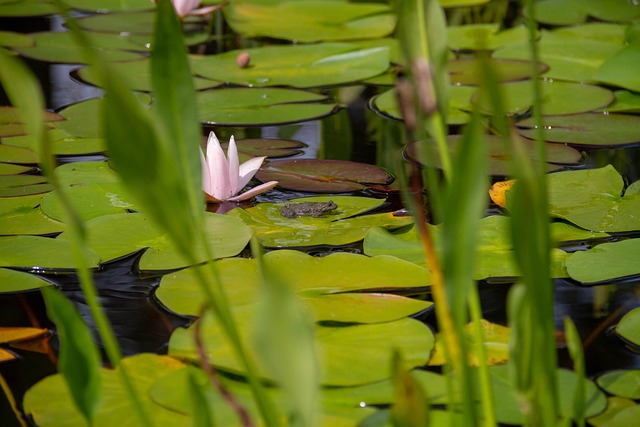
[2,4,640,427]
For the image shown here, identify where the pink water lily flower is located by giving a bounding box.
[152,0,223,18]
[201,131,278,203]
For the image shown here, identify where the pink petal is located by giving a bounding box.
[227,135,240,196]
[206,131,232,200]
[237,156,266,190]
[228,181,279,202]
[191,4,225,16]
[172,0,201,17]
[200,148,213,195]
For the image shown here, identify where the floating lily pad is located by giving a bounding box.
[0,202,65,236]
[191,43,389,88]
[589,403,640,427]
[14,31,145,64]
[223,0,396,43]
[0,326,48,362]
[24,354,188,426]
[156,250,431,321]
[472,79,614,116]
[493,32,623,83]
[227,196,413,248]
[543,165,640,233]
[448,58,548,86]
[593,44,640,92]
[256,159,393,193]
[603,90,640,114]
[169,306,434,386]
[223,138,307,160]
[447,24,530,51]
[53,161,119,187]
[363,216,571,280]
[567,239,640,284]
[195,87,337,126]
[429,319,509,366]
[0,235,99,270]
[0,174,50,197]
[3,128,106,156]
[59,0,154,13]
[532,0,640,25]
[60,212,252,270]
[0,144,38,164]
[0,268,52,293]
[516,113,640,148]
[0,0,58,17]
[553,23,628,45]
[596,370,640,399]
[616,307,640,348]
[405,134,582,176]
[0,106,63,139]
[0,163,33,175]
[77,58,221,92]
[587,397,637,427]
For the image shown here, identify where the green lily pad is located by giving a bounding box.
[448,58,548,86]
[59,0,154,13]
[59,212,252,270]
[489,365,606,424]
[195,87,337,126]
[0,0,58,17]
[190,43,389,88]
[24,353,188,427]
[428,320,509,366]
[0,174,50,197]
[596,370,640,399]
[493,31,623,83]
[0,235,99,270]
[169,306,434,386]
[472,79,614,116]
[77,58,221,92]
[53,161,119,187]
[222,138,307,160]
[0,163,33,175]
[3,128,106,156]
[593,43,640,92]
[516,113,640,147]
[0,105,63,124]
[532,0,640,25]
[156,250,431,321]
[590,404,640,427]
[0,30,33,48]
[256,159,393,193]
[0,144,38,164]
[615,307,640,348]
[227,196,414,248]
[14,31,145,64]
[447,24,530,51]
[405,134,582,176]
[363,216,571,280]
[0,267,52,293]
[602,90,640,114]
[588,397,637,427]
[0,204,65,236]
[553,23,628,45]
[223,0,396,43]
[566,238,640,284]
[543,165,640,233]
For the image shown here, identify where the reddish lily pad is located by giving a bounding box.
[448,58,548,86]
[256,159,393,193]
[220,138,307,160]
[516,113,640,147]
[405,134,582,176]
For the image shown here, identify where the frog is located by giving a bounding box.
[279,200,338,219]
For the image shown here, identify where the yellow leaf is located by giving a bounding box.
[489,179,515,208]
[0,327,48,344]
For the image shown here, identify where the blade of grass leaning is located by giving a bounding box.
[564,317,586,427]
[42,288,102,425]
[391,351,429,426]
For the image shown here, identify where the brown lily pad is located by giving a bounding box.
[256,159,393,193]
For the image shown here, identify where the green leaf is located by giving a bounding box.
[227,195,414,248]
[224,0,396,43]
[587,397,636,427]
[532,0,640,25]
[447,24,530,51]
[0,267,52,293]
[0,204,65,236]
[0,0,58,17]
[615,307,640,348]
[448,58,548,86]
[596,370,640,400]
[2,129,105,156]
[0,235,100,270]
[566,238,640,284]
[58,0,154,13]
[190,43,390,88]
[59,212,251,270]
[42,288,102,424]
[593,44,640,92]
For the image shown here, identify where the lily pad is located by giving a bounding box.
[587,397,637,427]
[24,353,188,426]
[0,235,100,270]
[593,43,640,92]
[532,0,640,25]
[3,128,106,156]
[190,43,390,88]
[53,161,119,187]
[58,0,154,13]
[0,174,50,197]
[447,24,531,51]
[448,58,548,86]
[0,0,58,17]
[195,87,337,126]
[77,58,221,92]
[0,163,33,175]
[156,250,432,321]
[544,165,640,233]
[404,134,582,176]
[596,370,640,399]
[0,204,65,236]
[59,212,252,270]
[602,90,640,114]
[0,267,52,293]
[363,216,571,280]
[472,79,614,116]
[615,307,640,348]
[566,238,640,284]
[223,138,307,160]
[13,31,144,64]
[223,0,396,43]
[516,113,640,148]
[256,159,393,193]
[169,306,434,386]
[0,143,38,164]
[590,404,640,427]
[226,195,413,248]
[493,31,624,83]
